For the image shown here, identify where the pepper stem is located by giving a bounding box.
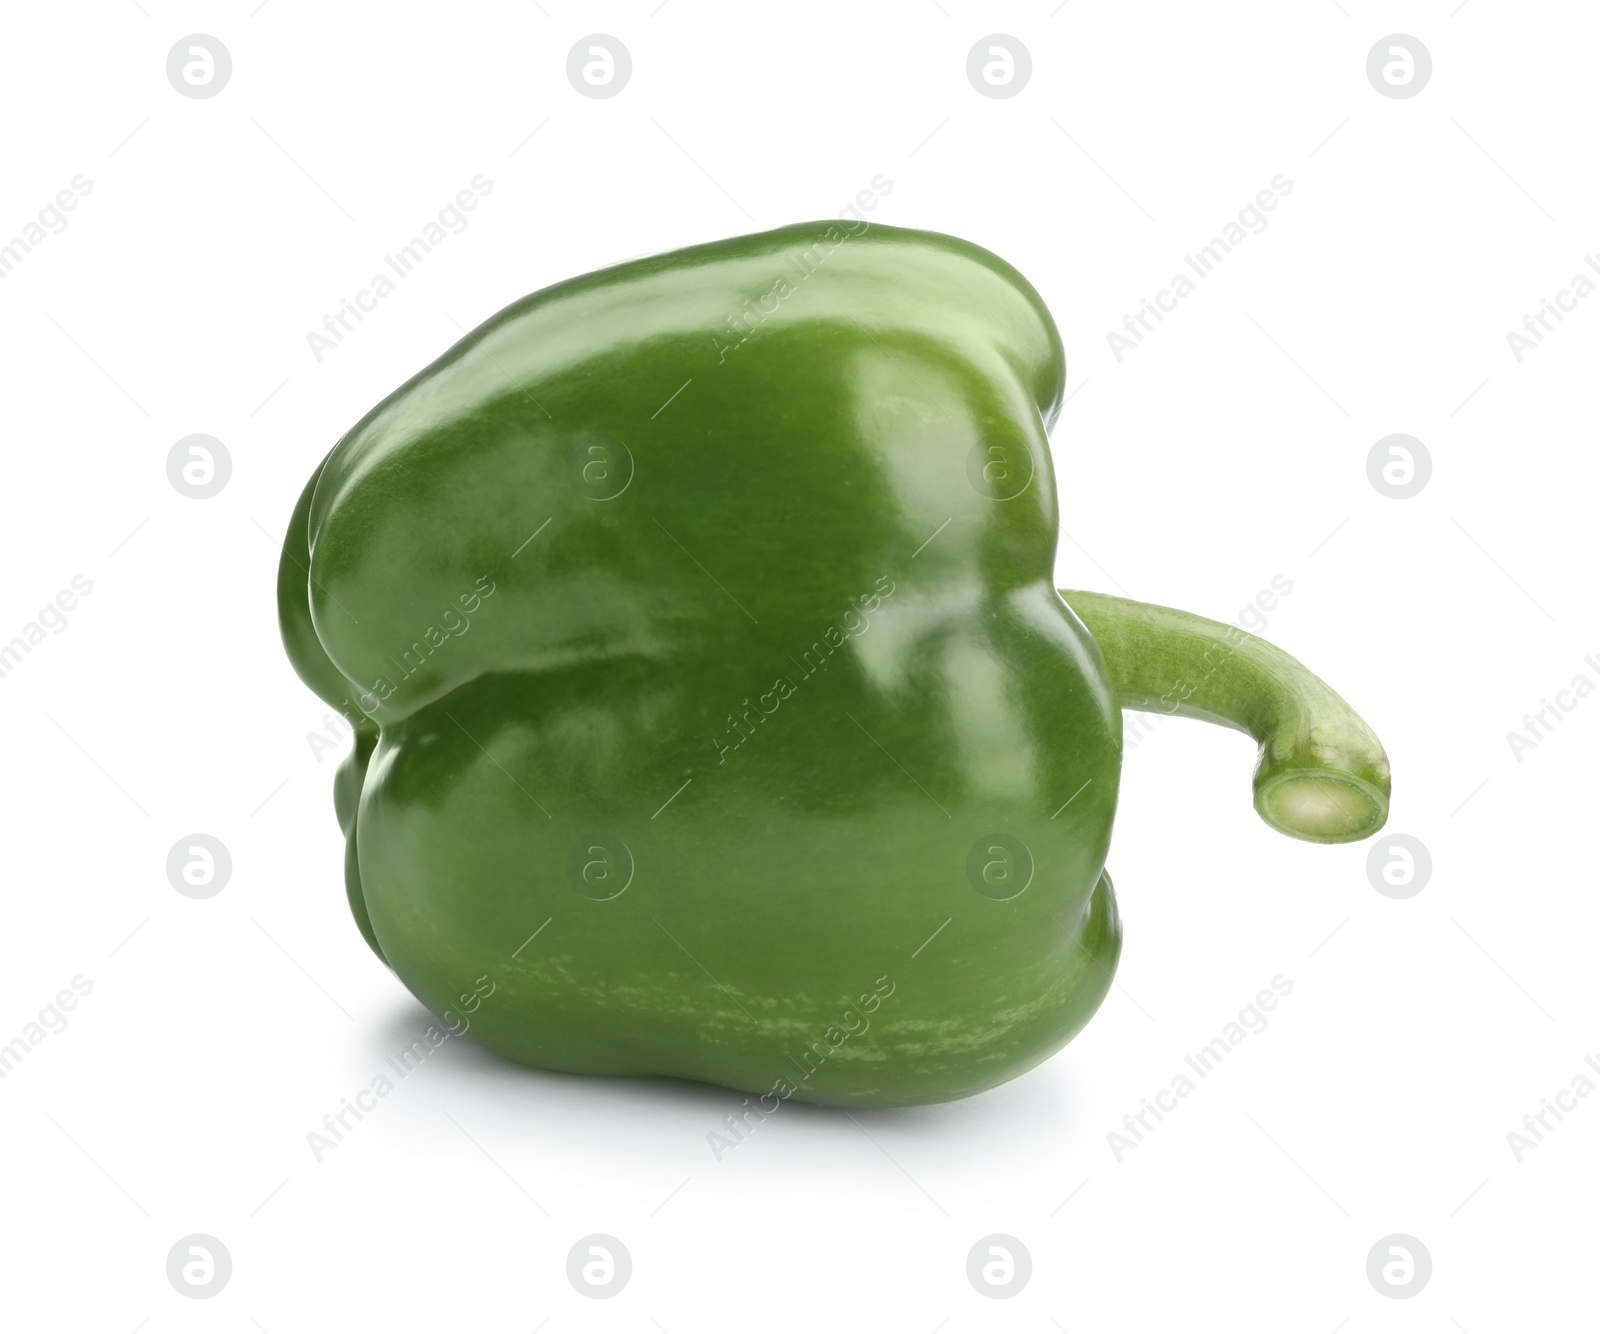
[1060,590,1390,844]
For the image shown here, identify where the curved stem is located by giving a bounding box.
[1061,589,1390,844]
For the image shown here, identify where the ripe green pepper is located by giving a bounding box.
[279,221,1389,1108]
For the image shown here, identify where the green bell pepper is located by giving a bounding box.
[279,221,1388,1108]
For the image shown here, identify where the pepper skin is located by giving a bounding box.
[279,221,1388,1108]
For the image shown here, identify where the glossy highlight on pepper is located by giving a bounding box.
[279,220,1390,1107]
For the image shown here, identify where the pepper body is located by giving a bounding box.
[281,221,1389,1108]
[281,222,1124,1106]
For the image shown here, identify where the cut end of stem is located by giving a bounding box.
[1255,769,1387,845]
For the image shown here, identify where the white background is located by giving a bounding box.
[1,2,1594,1328]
